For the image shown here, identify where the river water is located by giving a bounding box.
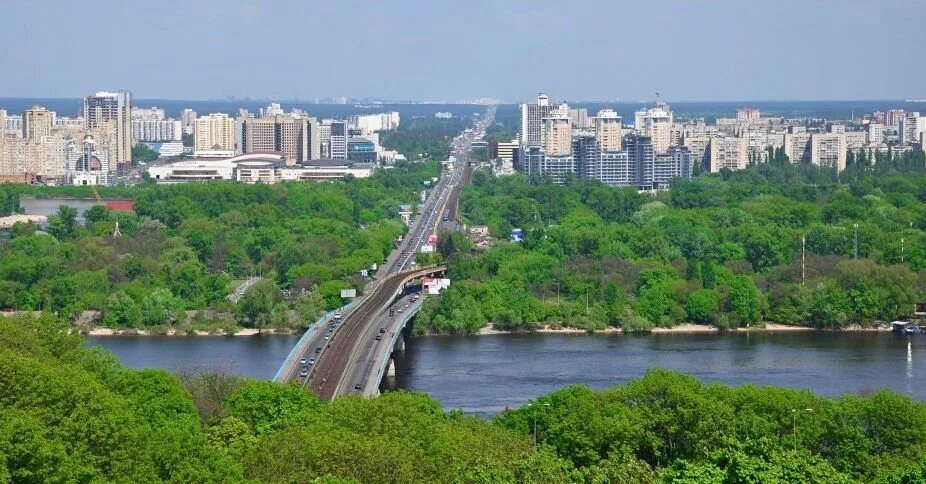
[89,331,925,417]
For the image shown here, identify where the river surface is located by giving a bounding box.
[89,331,925,417]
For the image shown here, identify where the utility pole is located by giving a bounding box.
[902,237,905,264]
[801,236,806,285]
[586,288,589,312]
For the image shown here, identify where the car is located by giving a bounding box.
[375,335,382,341]
[354,383,362,390]
[299,358,307,365]
[301,365,308,372]
[309,357,316,364]
[315,347,322,353]
[324,335,330,340]
[397,308,404,313]
[389,308,395,316]
[379,327,386,333]
[300,369,308,377]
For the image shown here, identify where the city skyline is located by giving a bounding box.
[2,1,925,102]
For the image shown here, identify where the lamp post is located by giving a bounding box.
[801,236,806,285]
[528,402,551,446]
[792,408,813,451]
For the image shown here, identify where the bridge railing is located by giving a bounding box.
[272,300,360,382]
[367,297,424,396]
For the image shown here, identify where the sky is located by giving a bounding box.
[1,0,925,103]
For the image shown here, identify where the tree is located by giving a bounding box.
[131,144,159,164]
[103,291,142,327]
[236,279,280,332]
[685,289,718,325]
[45,205,77,239]
[727,276,763,326]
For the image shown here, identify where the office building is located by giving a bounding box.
[83,90,132,167]
[132,119,182,142]
[241,115,311,164]
[594,108,622,152]
[328,120,348,159]
[488,139,518,163]
[709,136,747,172]
[810,133,847,170]
[634,94,673,153]
[346,137,376,163]
[23,105,54,140]
[194,113,236,154]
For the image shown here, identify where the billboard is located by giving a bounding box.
[340,289,357,298]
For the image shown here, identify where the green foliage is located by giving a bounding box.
[419,163,926,333]
[132,143,159,163]
[4,316,926,482]
[0,163,435,328]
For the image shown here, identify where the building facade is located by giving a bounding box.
[83,90,132,167]
[194,113,236,154]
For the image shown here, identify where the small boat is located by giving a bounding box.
[892,321,921,334]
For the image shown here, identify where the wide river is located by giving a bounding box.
[89,331,925,417]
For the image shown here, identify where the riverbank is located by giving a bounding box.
[81,327,300,337]
[462,322,893,336]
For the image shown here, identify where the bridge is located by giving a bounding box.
[274,110,488,399]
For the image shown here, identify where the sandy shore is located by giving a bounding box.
[81,327,297,337]
[471,322,891,336]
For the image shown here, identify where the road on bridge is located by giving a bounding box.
[278,109,489,398]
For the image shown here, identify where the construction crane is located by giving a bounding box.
[89,184,103,203]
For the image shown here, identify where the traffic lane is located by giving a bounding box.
[347,293,419,394]
[288,312,344,384]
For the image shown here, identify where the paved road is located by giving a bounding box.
[279,110,491,395]
[228,277,261,303]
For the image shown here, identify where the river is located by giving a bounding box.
[88,331,925,417]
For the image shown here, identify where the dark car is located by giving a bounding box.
[375,335,382,341]
[354,383,362,390]
[315,347,322,354]
[379,328,386,333]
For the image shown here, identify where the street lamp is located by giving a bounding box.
[853,223,859,259]
[791,408,813,451]
[527,402,551,446]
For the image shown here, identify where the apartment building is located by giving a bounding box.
[709,136,747,172]
[194,113,236,154]
[83,90,132,166]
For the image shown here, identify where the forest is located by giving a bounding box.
[379,116,471,162]
[0,161,437,331]
[416,152,926,333]
[1,315,925,482]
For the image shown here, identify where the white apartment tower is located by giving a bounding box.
[541,106,572,156]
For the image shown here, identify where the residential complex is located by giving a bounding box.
[509,91,926,190]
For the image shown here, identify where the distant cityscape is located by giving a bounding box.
[0,91,413,185]
[499,92,926,190]
[1,89,925,188]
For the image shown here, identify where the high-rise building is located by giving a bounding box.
[573,133,598,180]
[634,94,673,154]
[488,139,518,163]
[867,123,885,145]
[569,108,590,129]
[23,105,54,140]
[625,135,655,189]
[241,115,311,164]
[194,113,236,154]
[132,119,182,142]
[682,136,711,172]
[329,120,348,159]
[737,108,761,121]
[810,133,847,170]
[519,92,555,148]
[900,112,926,145]
[709,136,748,172]
[181,109,197,135]
[885,109,905,128]
[594,108,622,152]
[83,90,132,167]
[131,106,165,120]
[541,106,572,156]
[783,130,812,163]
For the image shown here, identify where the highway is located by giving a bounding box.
[278,109,491,397]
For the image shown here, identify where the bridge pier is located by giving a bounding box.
[393,336,405,352]
[386,358,395,377]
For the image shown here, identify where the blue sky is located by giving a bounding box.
[1,0,924,102]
